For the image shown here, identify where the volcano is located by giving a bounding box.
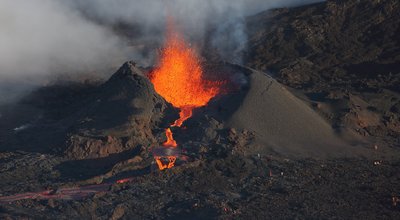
[1,59,395,218]
[1,0,400,219]
[63,60,372,163]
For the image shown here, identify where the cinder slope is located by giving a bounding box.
[226,68,368,158]
[65,61,175,159]
[245,0,400,149]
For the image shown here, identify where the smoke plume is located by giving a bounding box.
[0,0,322,103]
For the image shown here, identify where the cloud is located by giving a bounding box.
[0,0,127,82]
[64,0,323,63]
[0,0,322,103]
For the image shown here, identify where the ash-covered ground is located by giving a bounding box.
[1,0,400,219]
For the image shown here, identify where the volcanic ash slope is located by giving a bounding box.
[225,67,369,158]
[65,61,175,159]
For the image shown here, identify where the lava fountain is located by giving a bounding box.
[150,23,221,170]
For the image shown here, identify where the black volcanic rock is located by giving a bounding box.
[246,0,400,77]
[245,0,400,147]
[65,61,175,159]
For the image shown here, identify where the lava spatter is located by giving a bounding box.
[150,21,221,170]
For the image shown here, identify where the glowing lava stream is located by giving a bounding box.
[150,23,220,170]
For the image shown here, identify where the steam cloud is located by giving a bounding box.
[0,0,322,103]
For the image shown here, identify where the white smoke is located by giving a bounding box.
[64,0,322,62]
[0,0,128,81]
[0,0,323,103]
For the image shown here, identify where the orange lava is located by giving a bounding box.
[154,156,177,170]
[150,31,220,110]
[162,128,177,147]
[171,107,193,127]
[150,22,220,170]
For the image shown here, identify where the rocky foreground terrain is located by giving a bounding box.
[0,0,400,219]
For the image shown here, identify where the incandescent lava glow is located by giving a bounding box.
[150,22,221,170]
[163,128,177,147]
[150,28,220,115]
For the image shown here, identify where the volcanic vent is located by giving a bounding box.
[149,25,222,170]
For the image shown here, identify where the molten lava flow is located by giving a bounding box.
[163,128,177,147]
[171,107,193,127]
[150,23,220,170]
[154,156,176,170]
